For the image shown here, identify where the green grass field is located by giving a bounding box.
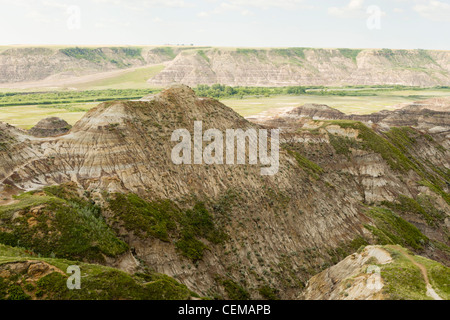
[221,90,449,116]
[0,103,96,129]
[73,65,165,90]
[0,87,448,129]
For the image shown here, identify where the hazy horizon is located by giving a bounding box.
[0,0,449,50]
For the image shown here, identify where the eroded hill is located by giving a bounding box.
[0,85,448,299]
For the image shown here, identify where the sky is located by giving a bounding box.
[0,0,449,49]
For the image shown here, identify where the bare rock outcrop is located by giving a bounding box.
[302,246,392,300]
[28,117,71,137]
[252,97,450,133]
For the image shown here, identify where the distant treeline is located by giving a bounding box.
[0,85,448,107]
[0,89,157,107]
[193,84,450,99]
[194,84,306,98]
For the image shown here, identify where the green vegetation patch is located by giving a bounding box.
[328,133,360,157]
[384,127,417,153]
[330,120,417,173]
[7,284,31,300]
[418,180,450,205]
[60,47,143,67]
[382,195,446,227]
[150,47,176,59]
[258,285,279,300]
[109,194,228,261]
[380,247,430,300]
[285,148,323,178]
[338,48,362,62]
[194,84,307,99]
[33,270,191,300]
[220,279,250,300]
[0,245,193,300]
[413,255,450,300]
[329,121,449,206]
[197,50,210,63]
[364,207,428,251]
[0,89,158,107]
[108,193,179,241]
[235,48,259,56]
[272,47,307,60]
[0,186,128,262]
[75,65,165,90]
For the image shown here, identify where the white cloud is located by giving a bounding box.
[94,17,131,28]
[197,0,310,17]
[413,0,450,21]
[328,0,387,19]
[328,0,365,18]
[0,0,68,24]
[94,22,107,28]
[41,0,69,9]
[393,8,404,13]
[92,0,194,9]
[26,10,61,23]
[227,0,309,10]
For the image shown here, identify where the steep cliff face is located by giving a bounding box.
[0,86,448,299]
[147,48,450,87]
[0,47,171,83]
[254,98,450,265]
[1,47,449,87]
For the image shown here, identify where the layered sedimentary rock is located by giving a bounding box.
[0,85,448,299]
[250,97,450,133]
[148,48,450,87]
[28,117,72,137]
[1,47,450,87]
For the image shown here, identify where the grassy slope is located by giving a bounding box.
[380,245,449,300]
[0,184,209,300]
[0,104,94,129]
[0,188,129,263]
[0,183,232,300]
[0,244,194,300]
[74,64,165,90]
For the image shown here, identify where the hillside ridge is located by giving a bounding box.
[1,47,449,87]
